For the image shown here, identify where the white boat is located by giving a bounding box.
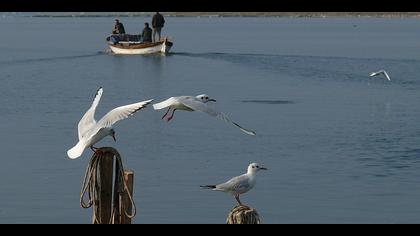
[106,34,173,55]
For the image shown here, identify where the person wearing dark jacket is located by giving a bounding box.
[112,19,126,34]
[151,12,165,42]
[141,22,152,43]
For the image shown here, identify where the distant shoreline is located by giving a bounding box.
[30,12,420,18]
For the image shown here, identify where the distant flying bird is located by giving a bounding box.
[200,163,267,205]
[67,87,153,159]
[152,94,256,136]
[369,70,391,81]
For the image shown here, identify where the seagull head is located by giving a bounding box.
[110,129,116,142]
[247,162,267,174]
[196,94,216,103]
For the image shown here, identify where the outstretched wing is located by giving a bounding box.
[94,99,153,130]
[152,97,177,110]
[180,98,256,136]
[78,87,103,140]
[382,71,391,81]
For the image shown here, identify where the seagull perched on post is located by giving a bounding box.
[152,94,256,136]
[200,163,267,205]
[369,70,391,81]
[67,87,153,159]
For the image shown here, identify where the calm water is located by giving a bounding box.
[1,16,420,223]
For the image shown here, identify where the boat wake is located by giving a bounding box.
[0,52,105,66]
[172,52,420,87]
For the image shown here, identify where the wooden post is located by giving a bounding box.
[226,205,260,224]
[120,170,134,224]
[81,147,136,224]
[94,152,114,224]
[111,157,121,224]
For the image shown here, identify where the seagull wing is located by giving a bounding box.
[382,71,391,81]
[180,97,256,136]
[78,87,103,140]
[216,174,250,192]
[91,99,153,135]
[152,97,178,110]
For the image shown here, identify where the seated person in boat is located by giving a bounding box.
[141,22,152,43]
[112,19,126,34]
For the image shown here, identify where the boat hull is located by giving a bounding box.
[108,40,173,55]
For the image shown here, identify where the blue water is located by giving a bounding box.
[1,15,420,223]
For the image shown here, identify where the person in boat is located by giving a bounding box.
[141,22,153,43]
[151,12,165,42]
[112,19,126,35]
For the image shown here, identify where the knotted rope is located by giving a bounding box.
[79,147,136,224]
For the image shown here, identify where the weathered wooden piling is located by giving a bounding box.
[226,205,260,224]
[96,152,114,224]
[120,170,134,224]
[80,147,136,224]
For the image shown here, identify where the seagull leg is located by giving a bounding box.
[161,107,171,120]
[167,109,177,122]
[235,195,243,206]
[90,146,105,156]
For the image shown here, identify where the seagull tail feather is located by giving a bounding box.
[200,185,217,189]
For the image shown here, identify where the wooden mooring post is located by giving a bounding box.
[120,170,134,224]
[96,152,113,224]
[226,205,260,224]
[80,147,136,224]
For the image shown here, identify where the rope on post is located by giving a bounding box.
[226,205,260,224]
[79,147,136,224]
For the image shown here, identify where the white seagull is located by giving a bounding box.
[369,70,391,81]
[152,94,256,136]
[201,163,267,205]
[67,87,153,159]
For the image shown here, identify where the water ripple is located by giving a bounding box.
[241,100,295,104]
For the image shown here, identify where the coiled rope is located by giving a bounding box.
[79,147,136,224]
[226,205,260,224]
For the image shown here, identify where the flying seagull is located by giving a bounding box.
[200,163,267,205]
[369,70,391,81]
[67,87,153,159]
[152,94,256,136]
